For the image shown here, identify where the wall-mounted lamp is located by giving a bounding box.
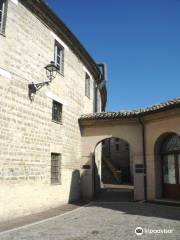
[28,61,58,100]
[45,61,58,81]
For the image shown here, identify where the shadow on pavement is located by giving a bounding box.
[85,200,180,222]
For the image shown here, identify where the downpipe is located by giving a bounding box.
[138,117,147,201]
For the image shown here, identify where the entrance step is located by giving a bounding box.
[147,199,180,207]
[95,188,134,202]
[102,184,134,190]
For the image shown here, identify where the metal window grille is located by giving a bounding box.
[161,134,180,154]
[93,82,99,112]
[51,153,61,184]
[54,41,64,75]
[85,73,90,98]
[52,100,62,123]
[0,0,6,34]
[115,144,120,151]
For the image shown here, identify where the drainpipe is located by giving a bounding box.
[138,116,147,201]
[92,153,96,199]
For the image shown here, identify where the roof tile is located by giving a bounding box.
[79,97,180,121]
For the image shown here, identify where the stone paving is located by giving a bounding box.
[0,202,180,240]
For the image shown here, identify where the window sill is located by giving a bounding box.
[57,70,64,77]
[51,182,62,186]
[0,32,6,37]
[52,120,63,125]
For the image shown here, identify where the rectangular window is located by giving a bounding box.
[54,40,64,75]
[115,144,120,151]
[0,0,7,34]
[51,153,61,184]
[85,73,90,98]
[52,100,62,123]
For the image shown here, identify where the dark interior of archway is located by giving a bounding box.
[101,138,132,185]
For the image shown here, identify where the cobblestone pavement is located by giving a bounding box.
[0,202,180,240]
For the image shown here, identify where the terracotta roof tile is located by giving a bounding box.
[79,97,180,121]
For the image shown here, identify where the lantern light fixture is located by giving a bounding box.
[28,61,59,100]
[45,61,59,81]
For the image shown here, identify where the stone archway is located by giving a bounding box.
[80,122,145,201]
[94,137,132,187]
[93,137,134,201]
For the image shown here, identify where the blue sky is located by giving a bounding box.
[47,0,180,111]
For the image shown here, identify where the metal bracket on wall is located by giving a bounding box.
[28,80,51,101]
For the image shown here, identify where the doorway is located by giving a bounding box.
[101,138,132,186]
[161,134,180,200]
[94,137,134,201]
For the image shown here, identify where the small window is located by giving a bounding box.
[0,0,7,34]
[115,144,120,151]
[125,144,129,151]
[94,84,101,112]
[52,100,62,123]
[85,73,90,98]
[51,153,61,184]
[54,41,64,75]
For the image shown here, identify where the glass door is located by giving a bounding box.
[163,155,176,184]
[162,154,179,200]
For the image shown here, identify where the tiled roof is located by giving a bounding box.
[79,97,180,121]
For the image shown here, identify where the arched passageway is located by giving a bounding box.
[93,137,134,201]
[154,133,180,200]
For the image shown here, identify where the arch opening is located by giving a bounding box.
[154,132,180,200]
[93,137,134,196]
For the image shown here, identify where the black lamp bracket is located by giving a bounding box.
[28,80,51,100]
[29,80,51,92]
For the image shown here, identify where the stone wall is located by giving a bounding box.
[0,0,100,221]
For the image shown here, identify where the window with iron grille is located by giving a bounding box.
[51,153,61,184]
[52,100,62,123]
[54,40,64,75]
[115,144,120,151]
[0,0,7,34]
[85,73,90,98]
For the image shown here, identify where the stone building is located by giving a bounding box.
[0,0,106,221]
[0,0,180,223]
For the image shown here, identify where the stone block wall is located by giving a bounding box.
[0,0,99,221]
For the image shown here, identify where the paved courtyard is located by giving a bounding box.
[0,202,180,240]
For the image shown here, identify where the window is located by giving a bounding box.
[85,73,90,98]
[52,100,62,123]
[94,83,100,112]
[0,0,7,34]
[54,40,64,75]
[51,153,61,184]
[115,144,120,151]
